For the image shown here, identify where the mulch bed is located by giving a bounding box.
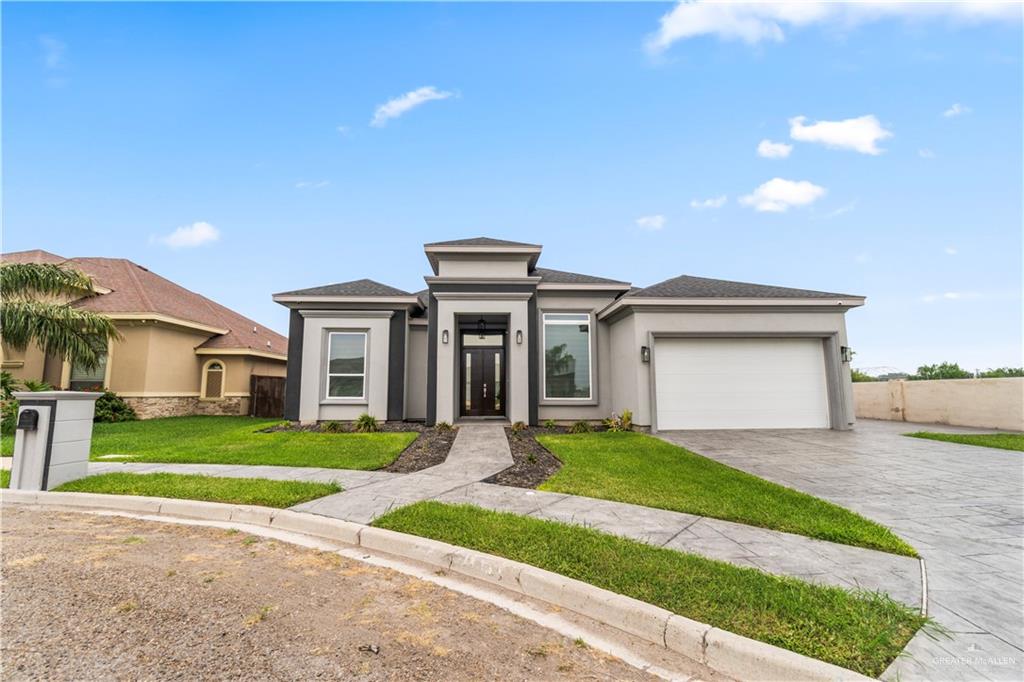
[483,427,566,489]
[384,427,458,473]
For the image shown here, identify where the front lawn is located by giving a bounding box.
[53,472,340,508]
[906,431,1024,452]
[374,502,924,677]
[1,416,418,469]
[537,432,916,557]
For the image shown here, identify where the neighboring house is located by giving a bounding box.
[273,238,864,431]
[2,250,287,418]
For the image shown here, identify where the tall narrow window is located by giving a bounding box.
[326,332,367,399]
[201,360,225,400]
[70,348,108,392]
[543,313,592,400]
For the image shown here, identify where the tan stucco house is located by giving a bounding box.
[273,237,864,431]
[2,250,287,418]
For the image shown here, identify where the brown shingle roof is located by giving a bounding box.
[1,252,287,357]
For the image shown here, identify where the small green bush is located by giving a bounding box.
[1,400,18,436]
[510,421,527,436]
[435,421,454,432]
[605,410,634,432]
[23,379,53,392]
[542,419,557,429]
[321,420,346,433]
[354,413,379,433]
[569,420,592,434]
[93,391,137,423]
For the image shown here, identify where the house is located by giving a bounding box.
[272,238,864,431]
[1,250,287,418]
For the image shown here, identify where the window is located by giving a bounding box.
[543,313,592,400]
[201,360,225,400]
[70,349,108,392]
[326,332,367,399]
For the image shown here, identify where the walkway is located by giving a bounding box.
[86,423,921,609]
[658,420,1023,682]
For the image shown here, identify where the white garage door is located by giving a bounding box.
[655,337,830,430]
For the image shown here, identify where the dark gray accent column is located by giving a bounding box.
[283,309,304,421]
[426,292,438,426]
[387,311,407,421]
[528,294,538,426]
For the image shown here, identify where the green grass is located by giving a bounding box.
[53,472,340,508]
[537,432,916,557]
[1,469,9,488]
[1,416,418,469]
[374,501,925,677]
[906,431,1024,452]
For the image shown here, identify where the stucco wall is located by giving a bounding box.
[854,378,1024,431]
[1,342,48,383]
[405,325,428,420]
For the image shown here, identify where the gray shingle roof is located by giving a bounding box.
[424,237,541,248]
[531,267,630,286]
[275,279,412,297]
[629,275,858,299]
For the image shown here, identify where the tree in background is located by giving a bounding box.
[910,362,973,381]
[978,367,1024,378]
[0,262,120,370]
[851,369,876,382]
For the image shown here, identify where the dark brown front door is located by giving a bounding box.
[461,347,504,417]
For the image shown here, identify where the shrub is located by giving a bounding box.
[1,400,17,436]
[321,420,346,433]
[93,391,137,423]
[435,421,454,432]
[569,420,592,434]
[1,371,21,400]
[542,419,557,429]
[603,410,633,432]
[510,421,527,436]
[22,379,53,392]
[354,413,379,433]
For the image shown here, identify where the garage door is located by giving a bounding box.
[654,337,830,430]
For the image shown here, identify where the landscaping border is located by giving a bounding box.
[1,489,873,682]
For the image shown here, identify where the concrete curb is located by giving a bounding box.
[3,490,874,682]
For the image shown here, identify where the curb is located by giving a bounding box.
[2,490,873,682]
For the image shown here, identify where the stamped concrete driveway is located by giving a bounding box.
[658,419,1023,682]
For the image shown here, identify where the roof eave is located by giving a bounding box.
[597,296,867,320]
[194,347,287,361]
[272,294,422,306]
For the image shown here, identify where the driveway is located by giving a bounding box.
[658,419,1023,682]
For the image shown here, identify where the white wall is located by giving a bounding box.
[299,312,392,423]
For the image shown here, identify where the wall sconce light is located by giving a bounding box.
[442,329,449,345]
[840,346,853,363]
[640,346,650,363]
[516,330,523,345]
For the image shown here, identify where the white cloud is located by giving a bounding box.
[943,102,972,117]
[645,2,1020,53]
[155,222,220,249]
[371,86,454,127]
[689,195,728,209]
[922,291,980,303]
[944,246,958,255]
[789,115,892,155]
[757,139,792,159]
[636,214,666,231]
[918,148,937,159]
[295,180,330,189]
[39,35,66,69]
[740,178,826,213]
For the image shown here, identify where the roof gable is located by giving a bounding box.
[424,236,541,248]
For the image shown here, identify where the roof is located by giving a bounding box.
[424,237,541,248]
[1,252,287,357]
[628,274,859,299]
[2,249,67,265]
[531,267,630,286]
[274,278,412,298]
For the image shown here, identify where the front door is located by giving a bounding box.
[461,347,504,417]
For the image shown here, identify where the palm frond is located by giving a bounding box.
[0,263,95,300]
[0,300,121,370]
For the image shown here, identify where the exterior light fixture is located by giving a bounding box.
[516,330,523,345]
[442,329,449,345]
[477,317,487,340]
[640,346,650,363]
[840,346,853,363]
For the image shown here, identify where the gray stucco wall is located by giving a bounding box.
[405,325,428,420]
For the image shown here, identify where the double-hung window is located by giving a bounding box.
[326,332,367,399]
[542,313,592,400]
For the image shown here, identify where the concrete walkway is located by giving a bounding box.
[85,424,921,609]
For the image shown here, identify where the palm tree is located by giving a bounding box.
[1,262,120,370]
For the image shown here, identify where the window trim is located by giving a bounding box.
[324,331,368,402]
[200,358,226,401]
[541,312,594,402]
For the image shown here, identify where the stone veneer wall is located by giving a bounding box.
[123,396,248,420]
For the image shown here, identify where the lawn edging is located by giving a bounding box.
[2,488,873,682]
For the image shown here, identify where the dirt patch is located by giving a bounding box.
[484,427,565,488]
[383,428,458,473]
[1,507,654,681]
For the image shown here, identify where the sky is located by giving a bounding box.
[3,1,1022,375]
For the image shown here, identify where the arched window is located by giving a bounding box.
[201,360,225,400]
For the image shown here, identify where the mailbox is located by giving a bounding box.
[17,409,39,431]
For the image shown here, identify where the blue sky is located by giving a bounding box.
[4,2,1021,374]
